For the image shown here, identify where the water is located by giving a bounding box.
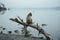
[0,8,60,40]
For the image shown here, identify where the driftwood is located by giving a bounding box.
[9,16,52,40]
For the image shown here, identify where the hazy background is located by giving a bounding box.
[0,0,60,8]
[0,0,60,40]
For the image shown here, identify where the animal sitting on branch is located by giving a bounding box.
[9,12,53,40]
[26,12,32,24]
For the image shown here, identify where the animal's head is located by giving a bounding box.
[28,12,32,16]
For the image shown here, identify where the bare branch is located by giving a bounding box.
[10,18,22,24]
[9,17,52,40]
[17,16,23,22]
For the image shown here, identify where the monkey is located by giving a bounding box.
[26,12,32,24]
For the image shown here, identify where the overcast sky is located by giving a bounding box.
[0,0,60,8]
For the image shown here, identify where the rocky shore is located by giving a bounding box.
[0,33,46,40]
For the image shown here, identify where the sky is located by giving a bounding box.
[0,0,60,8]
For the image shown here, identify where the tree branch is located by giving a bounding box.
[9,17,52,40]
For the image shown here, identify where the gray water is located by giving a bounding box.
[0,8,60,40]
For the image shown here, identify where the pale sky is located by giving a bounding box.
[0,0,60,8]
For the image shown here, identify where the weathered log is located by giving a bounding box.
[9,17,52,40]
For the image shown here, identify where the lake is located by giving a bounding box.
[0,8,60,40]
